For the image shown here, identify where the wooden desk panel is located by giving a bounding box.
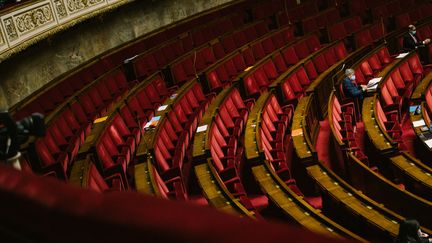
[192,86,235,160]
[362,96,396,154]
[244,92,270,161]
[195,162,255,217]
[292,96,315,163]
[251,163,365,241]
[307,164,400,238]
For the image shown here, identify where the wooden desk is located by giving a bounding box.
[345,152,432,233]
[136,79,196,158]
[389,152,432,201]
[362,95,397,155]
[194,160,255,218]
[191,86,235,162]
[134,156,158,196]
[251,162,367,242]
[412,72,432,102]
[291,95,317,165]
[244,91,270,162]
[307,164,400,240]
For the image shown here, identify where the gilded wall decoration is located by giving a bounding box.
[67,0,105,13]
[0,27,5,46]
[0,0,130,61]
[15,4,54,34]
[3,17,18,41]
[53,0,68,19]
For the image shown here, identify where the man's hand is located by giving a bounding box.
[360,85,367,92]
[424,38,431,45]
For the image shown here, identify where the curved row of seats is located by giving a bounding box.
[7,0,432,241]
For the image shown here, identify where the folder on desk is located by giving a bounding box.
[144,116,161,129]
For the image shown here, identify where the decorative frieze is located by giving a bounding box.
[15,4,54,35]
[0,0,131,62]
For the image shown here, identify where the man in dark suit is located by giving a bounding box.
[403,25,430,51]
[403,25,431,63]
[342,68,366,100]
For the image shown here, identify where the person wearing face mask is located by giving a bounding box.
[395,219,432,243]
[403,25,430,51]
[342,68,367,101]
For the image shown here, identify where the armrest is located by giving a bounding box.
[218,166,238,182]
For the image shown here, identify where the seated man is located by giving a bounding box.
[343,69,366,101]
[403,25,431,51]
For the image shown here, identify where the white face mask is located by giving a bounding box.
[411,30,417,35]
[350,75,356,81]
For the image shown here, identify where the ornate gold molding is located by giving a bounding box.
[0,0,133,63]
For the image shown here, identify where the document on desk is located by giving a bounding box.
[196,125,208,133]
[396,52,409,58]
[413,119,426,127]
[425,139,432,148]
[367,77,382,87]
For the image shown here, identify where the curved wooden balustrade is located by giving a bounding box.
[251,161,366,242]
[195,160,256,218]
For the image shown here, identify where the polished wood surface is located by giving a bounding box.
[195,160,255,218]
[244,92,270,161]
[191,86,235,160]
[252,162,367,242]
[362,95,396,154]
[136,79,196,157]
[291,96,316,164]
[134,157,159,196]
[307,164,400,239]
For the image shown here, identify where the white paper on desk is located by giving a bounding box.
[396,52,409,58]
[196,125,208,133]
[367,84,379,92]
[413,119,426,127]
[157,105,168,111]
[170,93,178,100]
[425,139,432,148]
[367,77,382,87]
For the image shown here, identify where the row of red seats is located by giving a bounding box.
[242,35,321,98]
[94,74,176,188]
[133,14,249,81]
[353,46,393,86]
[276,1,320,25]
[203,26,296,93]
[169,21,269,85]
[329,94,369,175]
[11,12,246,120]
[425,83,432,125]
[153,82,210,199]
[209,88,258,212]
[13,60,114,120]
[31,69,130,179]
[327,16,363,42]
[380,54,423,121]
[301,7,341,35]
[279,41,348,106]
[259,94,297,187]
